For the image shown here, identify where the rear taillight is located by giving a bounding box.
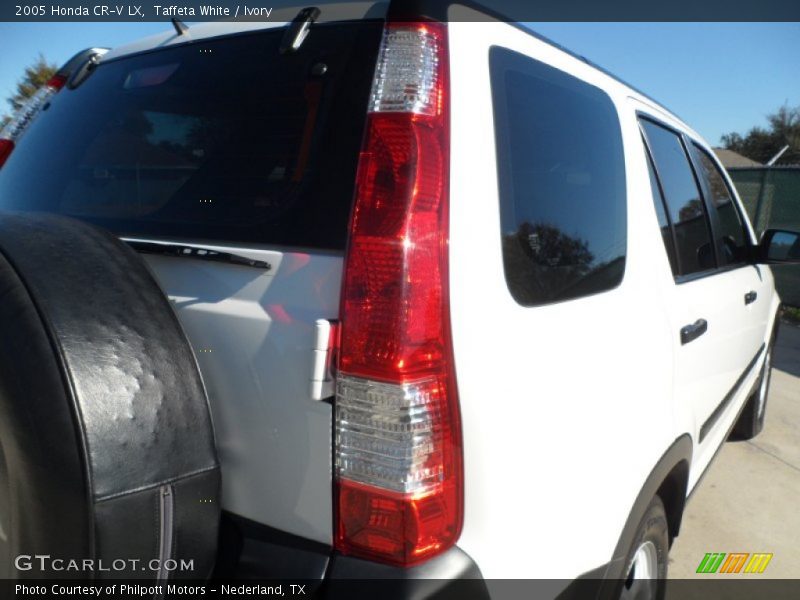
[334,21,462,567]
[0,74,66,168]
[0,140,13,166]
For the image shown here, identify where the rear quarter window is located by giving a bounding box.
[489,47,627,306]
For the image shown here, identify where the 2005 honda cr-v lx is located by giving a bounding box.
[0,2,798,598]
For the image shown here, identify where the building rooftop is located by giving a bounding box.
[713,148,762,168]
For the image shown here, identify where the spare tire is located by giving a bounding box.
[0,212,220,581]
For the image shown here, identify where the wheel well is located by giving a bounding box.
[606,435,692,581]
[656,459,690,547]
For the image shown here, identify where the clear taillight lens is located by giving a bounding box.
[336,375,445,495]
[335,21,461,567]
[368,25,444,115]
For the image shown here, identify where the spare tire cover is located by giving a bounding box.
[0,212,220,580]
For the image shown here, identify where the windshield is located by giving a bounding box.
[0,22,382,250]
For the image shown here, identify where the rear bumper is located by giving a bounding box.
[323,546,488,599]
[217,512,487,598]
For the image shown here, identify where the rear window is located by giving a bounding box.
[490,47,627,306]
[0,22,383,250]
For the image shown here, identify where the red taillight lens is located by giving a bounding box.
[335,21,462,567]
[46,74,67,90]
[0,140,14,167]
[340,111,449,380]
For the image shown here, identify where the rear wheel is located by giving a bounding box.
[619,496,668,600]
[730,339,774,441]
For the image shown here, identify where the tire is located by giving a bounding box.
[618,496,668,600]
[0,212,220,580]
[730,336,774,441]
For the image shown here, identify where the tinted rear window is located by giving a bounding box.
[0,23,382,250]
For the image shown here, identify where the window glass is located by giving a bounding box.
[690,144,749,265]
[645,147,679,275]
[640,120,715,276]
[0,22,383,250]
[490,47,627,306]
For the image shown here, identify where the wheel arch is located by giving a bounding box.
[603,433,693,583]
[655,457,690,546]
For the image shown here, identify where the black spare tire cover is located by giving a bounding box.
[0,212,220,580]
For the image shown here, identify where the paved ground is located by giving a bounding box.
[668,321,800,580]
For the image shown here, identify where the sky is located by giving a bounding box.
[527,23,800,145]
[0,21,797,145]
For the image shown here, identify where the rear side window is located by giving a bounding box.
[640,120,715,276]
[0,23,383,250]
[490,47,627,306]
[689,143,749,265]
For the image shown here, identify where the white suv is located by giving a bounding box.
[0,4,797,599]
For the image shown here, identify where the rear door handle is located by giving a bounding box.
[744,290,758,305]
[680,319,708,345]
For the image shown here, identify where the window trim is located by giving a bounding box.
[640,126,681,276]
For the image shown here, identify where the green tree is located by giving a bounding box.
[720,103,800,165]
[1,54,58,127]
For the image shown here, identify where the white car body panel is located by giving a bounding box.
[447,21,676,580]
[75,12,783,581]
[140,244,343,544]
[446,19,779,580]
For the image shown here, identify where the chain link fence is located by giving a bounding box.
[730,167,800,307]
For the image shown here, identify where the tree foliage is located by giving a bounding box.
[721,104,800,165]
[1,54,58,126]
